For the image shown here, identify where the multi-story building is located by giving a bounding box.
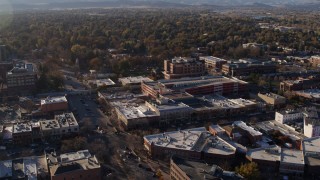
[247,146,305,178]
[199,56,227,72]
[232,121,263,144]
[222,62,276,76]
[40,113,79,140]
[46,150,101,180]
[6,62,37,94]
[12,123,32,145]
[258,92,286,107]
[31,122,42,142]
[279,148,304,178]
[142,76,248,99]
[144,127,236,165]
[246,145,281,173]
[301,137,320,178]
[39,96,68,114]
[255,120,306,149]
[145,99,193,126]
[40,120,62,140]
[170,156,243,180]
[0,156,49,180]
[112,101,159,129]
[163,57,205,79]
[275,110,304,124]
[280,78,320,92]
[118,76,153,86]
[304,116,320,138]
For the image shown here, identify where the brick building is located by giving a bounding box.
[12,123,32,145]
[163,57,205,79]
[144,127,236,165]
[46,150,101,180]
[199,56,227,72]
[39,96,68,114]
[141,76,248,99]
[170,156,243,180]
[222,62,276,76]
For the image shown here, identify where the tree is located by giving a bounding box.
[235,162,260,180]
[89,57,103,71]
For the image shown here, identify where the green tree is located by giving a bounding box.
[235,162,260,180]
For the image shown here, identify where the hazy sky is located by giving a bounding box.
[0,0,319,5]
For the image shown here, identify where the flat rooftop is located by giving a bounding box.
[119,76,153,85]
[145,76,247,90]
[144,127,236,155]
[41,96,67,105]
[148,101,193,112]
[200,56,227,62]
[88,79,115,87]
[258,92,286,99]
[55,113,78,128]
[48,150,100,176]
[281,149,304,165]
[255,120,305,141]
[40,120,61,130]
[170,57,198,63]
[99,91,146,101]
[229,98,256,107]
[295,89,320,99]
[144,127,206,151]
[112,101,158,120]
[233,121,262,136]
[13,123,32,133]
[59,150,92,163]
[302,137,320,153]
[247,145,281,162]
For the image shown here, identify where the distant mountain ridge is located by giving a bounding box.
[0,0,319,10]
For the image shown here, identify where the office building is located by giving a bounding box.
[199,56,227,72]
[280,78,320,92]
[222,62,276,76]
[163,57,205,79]
[6,62,37,93]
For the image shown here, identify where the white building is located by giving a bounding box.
[275,111,304,124]
[304,117,320,138]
